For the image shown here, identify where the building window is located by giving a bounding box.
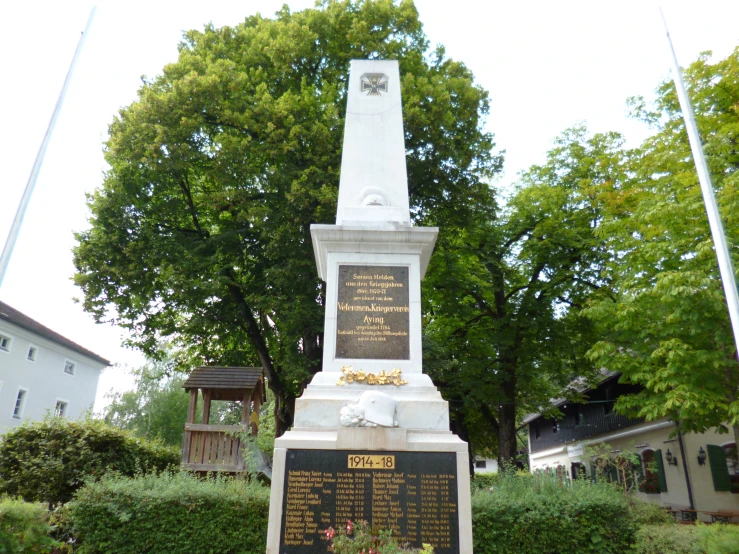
[575,406,585,426]
[55,401,68,417]
[707,443,739,493]
[552,421,560,434]
[0,334,11,352]
[603,385,615,415]
[724,443,739,493]
[63,361,76,375]
[475,460,487,469]
[639,449,667,494]
[27,346,37,361]
[12,389,27,419]
[571,462,586,480]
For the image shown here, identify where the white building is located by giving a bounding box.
[524,372,739,522]
[0,300,109,432]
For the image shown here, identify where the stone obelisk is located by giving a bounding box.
[266,60,472,554]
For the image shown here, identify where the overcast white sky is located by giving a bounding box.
[1,0,737,410]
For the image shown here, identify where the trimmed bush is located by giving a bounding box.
[0,417,179,505]
[472,475,637,553]
[69,472,270,554]
[0,497,60,553]
[471,473,499,491]
[633,524,701,554]
[697,523,739,554]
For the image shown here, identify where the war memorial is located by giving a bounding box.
[266,60,472,554]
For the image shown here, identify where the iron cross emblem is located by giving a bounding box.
[360,73,388,96]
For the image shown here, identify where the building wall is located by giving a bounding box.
[528,418,739,521]
[0,320,104,432]
[473,458,498,474]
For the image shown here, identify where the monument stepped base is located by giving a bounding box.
[266,427,473,554]
[293,372,450,430]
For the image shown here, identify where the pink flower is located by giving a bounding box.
[347,520,354,534]
[324,527,335,540]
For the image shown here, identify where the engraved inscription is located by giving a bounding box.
[279,450,459,553]
[336,265,409,360]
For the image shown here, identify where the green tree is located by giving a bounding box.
[424,126,627,462]
[585,48,739,444]
[73,0,502,437]
[102,362,190,448]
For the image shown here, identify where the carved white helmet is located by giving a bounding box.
[356,391,396,427]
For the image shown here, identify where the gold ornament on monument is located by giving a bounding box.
[336,365,408,387]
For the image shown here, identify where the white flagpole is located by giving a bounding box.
[659,7,739,360]
[0,7,96,289]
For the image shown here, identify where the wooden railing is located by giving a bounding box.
[181,424,247,472]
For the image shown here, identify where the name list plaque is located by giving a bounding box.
[336,265,410,360]
[279,450,459,553]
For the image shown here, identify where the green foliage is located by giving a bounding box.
[633,523,739,554]
[0,417,179,505]
[625,498,674,527]
[72,0,502,436]
[471,471,637,554]
[585,47,739,440]
[328,520,432,554]
[696,523,739,554]
[424,125,624,459]
[0,497,60,554]
[102,358,190,448]
[471,473,499,491]
[69,472,269,554]
[633,524,701,554]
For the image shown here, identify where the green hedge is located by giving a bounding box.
[0,497,60,553]
[472,478,637,553]
[69,472,270,554]
[0,417,179,505]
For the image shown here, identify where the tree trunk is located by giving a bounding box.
[274,394,295,438]
[497,367,518,467]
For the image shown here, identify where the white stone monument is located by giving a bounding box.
[266,60,472,554]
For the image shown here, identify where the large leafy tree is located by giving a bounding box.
[73,0,501,436]
[586,48,739,444]
[424,126,628,462]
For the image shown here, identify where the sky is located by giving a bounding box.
[1,0,738,411]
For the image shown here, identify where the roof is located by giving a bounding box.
[183,366,264,391]
[0,300,110,366]
[520,369,620,426]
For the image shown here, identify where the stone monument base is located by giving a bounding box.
[266,427,472,554]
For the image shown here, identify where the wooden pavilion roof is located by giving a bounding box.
[183,366,265,401]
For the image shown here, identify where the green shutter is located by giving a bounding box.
[654,449,668,492]
[707,444,731,492]
[590,462,597,483]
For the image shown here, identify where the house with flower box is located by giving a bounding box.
[523,371,739,521]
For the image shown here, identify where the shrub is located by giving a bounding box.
[471,473,499,491]
[696,523,739,554]
[633,525,701,554]
[626,498,675,526]
[0,497,60,553]
[69,472,270,554]
[0,417,179,505]
[472,472,636,554]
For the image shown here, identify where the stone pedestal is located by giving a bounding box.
[265,59,472,554]
[266,428,473,554]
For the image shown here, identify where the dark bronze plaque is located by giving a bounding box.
[279,450,459,553]
[335,265,409,360]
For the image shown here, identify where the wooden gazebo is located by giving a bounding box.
[181,366,265,473]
